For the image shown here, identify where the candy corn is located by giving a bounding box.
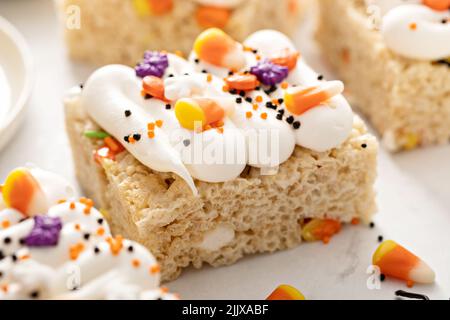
[175,97,234,131]
[422,0,450,11]
[193,28,246,70]
[132,0,173,16]
[142,76,167,101]
[284,81,344,116]
[373,240,435,285]
[1,168,47,217]
[301,218,342,244]
[266,285,305,300]
[270,49,300,71]
[225,73,259,91]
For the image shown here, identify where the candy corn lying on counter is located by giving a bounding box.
[0,166,178,300]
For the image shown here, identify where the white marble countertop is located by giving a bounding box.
[0,0,449,300]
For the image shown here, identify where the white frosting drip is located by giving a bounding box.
[193,0,244,8]
[369,1,450,60]
[76,30,354,193]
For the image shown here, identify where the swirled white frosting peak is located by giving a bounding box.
[371,0,450,60]
[0,168,177,300]
[76,29,354,194]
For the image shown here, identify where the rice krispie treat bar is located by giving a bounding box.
[57,0,304,65]
[0,166,177,300]
[317,0,450,151]
[65,28,378,281]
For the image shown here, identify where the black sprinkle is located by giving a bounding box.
[0,271,3,278]
[184,73,190,76]
[19,238,25,245]
[369,222,375,228]
[252,49,258,54]
[255,86,261,91]
[380,274,386,282]
[245,97,253,103]
[124,110,132,117]
[293,121,301,130]
[201,69,208,74]
[79,84,84,89]
[165,104,172,110]
[168,74,174,78]
[266,102,277,110]
[29,291,40,299]
[395,290,430,300]
[83,233,91,241]
[3,237,11,245]
[183,139,191,147]
[124,136,130,143]
[378,235,384,243]
[94,247,100,254]
[194,58,199,64]
[362,143,368,149]
[11,254,17,263]
[236,97,243,104]
[97,218,104,225]
[0,250,4,260]
[239,91,246,97]
[286,116,294,124]
[278,109,285,116]
[436,60,450,67]
[144,94,153,100]
[278,98,284,104]
[228,71,234,76]
[229,89,238,95]
[128,246,134,253]
[317,75,324,81]
[276,114,283,121]
[133,134,142,141]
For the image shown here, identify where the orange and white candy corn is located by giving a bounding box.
[175,97,234,131]
[373,240,435,286]
[267,285,305,300]
[422,0,450,11]
[284,81,344,116]
[1,168,47,217]
[193,28,246,70]
[301,218,342,244]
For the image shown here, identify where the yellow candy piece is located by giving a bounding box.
[2,168,47,217]
[266,285,305,300]
[175,99,206,131]
[403,133,419,150]
[132,0,151,17]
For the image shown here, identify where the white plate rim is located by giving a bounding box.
[0,15,34,149]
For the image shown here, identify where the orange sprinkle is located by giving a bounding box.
[261,113,268,120]
[252,104,259,111]
[351,218,360,225]
[1,220,11,229]
[128,136,136,144]
[1,284,8,293]
[147,122,155,130]
[104,137,121,153]
[409,23,417,30]
[96,227,105,236]
[79,197,94,207]
[150,264,161,274]
[57,199,67,204]
[155,120,164,128]
[255,55,262,61]
[83,206,92,215]
[174,50,184,58]
[20,254,31,261]
[243,46,255,52]
[206,74,213,82]
[255,96,263,103]
[222,85,230,92]
[69,242,85,260]
[246,111,253,119]
[148,131,155,139]
[74,224,81,231]
[161,287,169,293]
[281,82,289,89]
[70,202,76,210]
[132,259,141,268]
[272,98,280,105]
[106,235,124,256]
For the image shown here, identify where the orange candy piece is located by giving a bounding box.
[422,0,450,11]
[301,218,342,244]
[373,240,435,285]
[267,285,305,300]
[142,76,167,101]
[148,0,173,15]
[270,49,300,71]
[196,5,231,28]
[224,73,259,91]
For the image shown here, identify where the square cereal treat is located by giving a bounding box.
[65,28,378,281]
[57,0,305,65]
[317,0,450,151]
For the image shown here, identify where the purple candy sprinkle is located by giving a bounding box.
[250,60,289,86]
[135,51,169,78]
[24,216,63,247]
